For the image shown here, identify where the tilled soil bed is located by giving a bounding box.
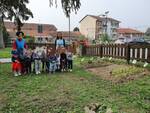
[86,64,149,83]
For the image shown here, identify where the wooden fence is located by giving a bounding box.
[5,43,56,48]
[82,44,150,63]
[5,43,77,54]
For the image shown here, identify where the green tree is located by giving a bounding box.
[3,26,10,44]
[78,35,85,40]
[0,16,4,48]
[49,0,81,17]
[0,0,33,48]
[24,35,35,43]
[73,27,80,32]
[100,33,111,44]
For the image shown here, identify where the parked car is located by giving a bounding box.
[114,37,131,44]
[127,37,149,45]
[115,37,150,45]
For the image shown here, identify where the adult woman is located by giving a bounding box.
[12,31,27,54]
[12,31,27,74]
[55,32,66,50]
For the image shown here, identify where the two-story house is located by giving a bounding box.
[79,15,120,41]
[4,22,82,44]
[4,21,57,43]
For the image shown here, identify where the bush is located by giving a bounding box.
[24,35,35,43]
[100,33,111,44]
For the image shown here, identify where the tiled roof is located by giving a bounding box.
[4,21,57,31]
[49,31,82,38]
[4,21,57,38]
[4,21,82,39]
[79,15,120,23]
[117,28,144,34]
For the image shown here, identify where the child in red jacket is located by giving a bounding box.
[11,50,22,76]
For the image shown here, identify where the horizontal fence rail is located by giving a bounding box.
[5,43,77,54]
[82,44,150,63]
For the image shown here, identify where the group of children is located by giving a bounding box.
[11,46,73,76]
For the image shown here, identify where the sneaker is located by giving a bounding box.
[14,73,18,77]
[36,72,38,75]
[18,72,21,76]
[70,69,72,72]
[38,71,41,74]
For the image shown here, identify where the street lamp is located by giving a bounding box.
[99,11,109,34]
[105,11,109,34]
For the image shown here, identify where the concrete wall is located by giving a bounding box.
[80,16,97,40]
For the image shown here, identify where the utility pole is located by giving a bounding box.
[67,6,71,45]
[69,13,71,45]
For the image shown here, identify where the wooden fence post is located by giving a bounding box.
[100,44,103,58]
[126,44,130,64]
[82,45,86,56]
[147,48,150,63]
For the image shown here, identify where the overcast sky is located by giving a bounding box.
[27,0,150,32]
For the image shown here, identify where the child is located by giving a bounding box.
[32,47,42,75]
[60,47,67,72]
[48,52,57,74]
[11,50,22,76]
[55,52,60,72]
[41,46,47,72]
[66,46,73,72]
[24,48,32,74]
[45,48,52,73]
[31,47,36,73]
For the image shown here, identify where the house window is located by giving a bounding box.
[45,37,48,41]
[38,25,43,33]
[38,37,41,41]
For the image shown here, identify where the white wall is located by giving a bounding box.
[80,16,97,40]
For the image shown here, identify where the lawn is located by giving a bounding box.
[0,48,11,58]
[0,58,150,113]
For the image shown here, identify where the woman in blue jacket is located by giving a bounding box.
[55,32,66,50]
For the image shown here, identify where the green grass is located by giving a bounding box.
[112,66,145,77]
[0,61,150,113]
[0,48,11,58]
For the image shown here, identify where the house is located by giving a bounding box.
[114,28,144,44]
[4,21,83,44]
[4,21,57,43]
[79,15,120,41]
[145,28,150,36]
[48,31,82,44]
[117,28,144,38]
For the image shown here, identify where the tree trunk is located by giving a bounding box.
[0,16,5,48]
[17,24,21,32]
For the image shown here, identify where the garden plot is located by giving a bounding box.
[86,64,149,83]
[80,60,111,69]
